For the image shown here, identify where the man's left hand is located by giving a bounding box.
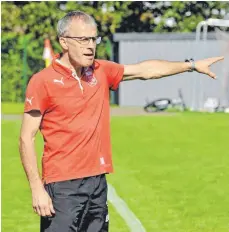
[195,56,224,79]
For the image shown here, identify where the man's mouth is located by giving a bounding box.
[83,53,94,58]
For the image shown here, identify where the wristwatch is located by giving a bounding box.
[185,58,195,72]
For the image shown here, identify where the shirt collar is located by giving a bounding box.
[52,53,95,79]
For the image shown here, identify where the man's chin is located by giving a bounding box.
[82,59,94,67]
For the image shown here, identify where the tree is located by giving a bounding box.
[1,1,64,102]
[1,1,132,102]
[117,1,229,33]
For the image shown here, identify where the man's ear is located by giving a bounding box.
[59,37,68,50]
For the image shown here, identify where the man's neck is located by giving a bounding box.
[59,53,82,77]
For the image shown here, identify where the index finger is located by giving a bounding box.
[208,56,224,64]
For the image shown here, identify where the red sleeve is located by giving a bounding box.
[100,60,124,90]
[24,75,49,115]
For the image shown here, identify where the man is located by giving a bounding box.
[19,11,223,232]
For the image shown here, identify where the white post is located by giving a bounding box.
[193,19,229,111]
[191,21,207,111]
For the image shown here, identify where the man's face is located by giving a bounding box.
[60,19,98,67]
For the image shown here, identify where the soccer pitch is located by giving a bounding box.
[2,113,229,232]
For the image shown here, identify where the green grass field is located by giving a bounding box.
[2,113,229,232]
[1,102,24,114]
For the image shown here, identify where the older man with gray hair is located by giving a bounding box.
[19,10,223,232]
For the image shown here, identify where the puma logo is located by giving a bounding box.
[53,77,64,85]
[26,97,34,106]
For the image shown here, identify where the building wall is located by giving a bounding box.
[114,33,228,109]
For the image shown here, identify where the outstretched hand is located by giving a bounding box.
[195,56,224,79]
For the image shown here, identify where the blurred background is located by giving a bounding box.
[2,1,229,111]
[1,2,229,232]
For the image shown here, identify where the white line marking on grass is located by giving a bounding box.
[108,183,146,232]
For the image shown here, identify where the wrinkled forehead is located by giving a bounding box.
[67,18,97,37]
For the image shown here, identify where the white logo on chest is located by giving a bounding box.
[53,77,64,85]
[26,97,34,106]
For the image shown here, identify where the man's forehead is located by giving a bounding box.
[68,19,97,36]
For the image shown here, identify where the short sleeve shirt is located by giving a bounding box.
[24,54,124,183]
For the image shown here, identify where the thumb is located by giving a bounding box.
[207,70,217,79]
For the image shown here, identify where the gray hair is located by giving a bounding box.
[57,11,97,37]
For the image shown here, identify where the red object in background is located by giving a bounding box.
[43,39,55,67]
